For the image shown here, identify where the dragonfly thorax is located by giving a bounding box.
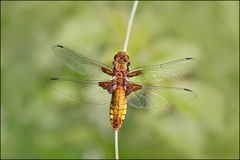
[112,73,128,87]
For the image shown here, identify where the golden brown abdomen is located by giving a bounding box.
[110,86,127,130]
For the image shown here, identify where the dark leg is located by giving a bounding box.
[128,70,142,77]
[101,67,114,76]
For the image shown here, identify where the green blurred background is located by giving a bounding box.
[1,1,239,159]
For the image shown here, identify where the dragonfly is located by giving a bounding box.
[50,45,197,130]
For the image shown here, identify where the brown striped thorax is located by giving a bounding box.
[111,51,131,93]
[99,51,142,97]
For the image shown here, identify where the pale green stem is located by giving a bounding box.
[115,130,119,160]
[123,0,139,52]
[115,1,139,160]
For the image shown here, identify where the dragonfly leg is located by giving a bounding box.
[101,67,114,76]
[128,70,142,77]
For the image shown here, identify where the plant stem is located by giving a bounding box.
[123,0,139,52]
[115,130,119,160]
[115,1,139,159]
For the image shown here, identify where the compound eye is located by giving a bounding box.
[124,56,129,61]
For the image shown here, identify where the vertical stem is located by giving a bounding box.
[115,1,139,159]
[123,0,139,52]
[115,130,119,160]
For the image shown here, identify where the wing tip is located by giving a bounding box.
[184,88,197,99]
[56,45,64,48]
[50,77,59,80]
[52,45,64,51]
[183,88,192,92]
[186,57,199,63]
[186,57,193,60]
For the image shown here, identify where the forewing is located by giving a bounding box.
[127,85,196,110]
[129,57,198,85]
[52,45,112,80]
[49,78,111,105]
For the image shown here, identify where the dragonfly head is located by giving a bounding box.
[113,51,130,71]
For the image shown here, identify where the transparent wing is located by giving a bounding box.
[127,85,196,110]
[49,77,111,105]
[52,45,112,80]
[129,57,198,85]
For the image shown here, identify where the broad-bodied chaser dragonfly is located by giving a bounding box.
[50,45,197,130]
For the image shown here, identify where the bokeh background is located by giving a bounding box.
[1,1,239,159]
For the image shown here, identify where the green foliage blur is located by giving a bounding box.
[1,1,239,159]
